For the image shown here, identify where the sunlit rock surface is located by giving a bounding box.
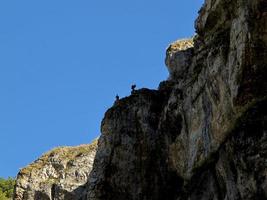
[14,141,97,200]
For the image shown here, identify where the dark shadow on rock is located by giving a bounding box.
[34,191,50,200]
[33,182,88,200]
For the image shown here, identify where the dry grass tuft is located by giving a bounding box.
[167,38,194,52]
[19,139,98,176]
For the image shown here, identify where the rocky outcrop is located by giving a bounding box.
[86,0,267,199]
[14,0,267,199]
[14,140,97,200]
[165,38,194,80]
[87,89,181,200]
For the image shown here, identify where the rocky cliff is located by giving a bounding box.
[86,0,267,199]
[14,0,267,199]
[14,141,97,200]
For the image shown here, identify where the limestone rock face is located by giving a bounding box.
[13,0,267,199]
[86,0,267,199]
[163,0,267,179]
[14,141,97,200]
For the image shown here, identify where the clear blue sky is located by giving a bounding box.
[0,0,204,178]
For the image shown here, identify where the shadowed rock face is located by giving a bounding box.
[14,141,97,200]
[86,0,267,199]
[87,89,184,200]
[177,101,267,200]
[165,38,194,80]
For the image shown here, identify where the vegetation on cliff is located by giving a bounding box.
[0,177,15,200]
[19,140,98,176]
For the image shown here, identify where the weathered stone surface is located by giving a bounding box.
[176,100,267,200]
[87,89,183,200]
[163,0,267,179]
[86,0,267,199]
[14,141,97,200]
[13,0,267,199]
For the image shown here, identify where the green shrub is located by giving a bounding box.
[0,190,8,200]
[0,177,15,200]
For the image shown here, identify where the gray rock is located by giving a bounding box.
[165,38,194,80]
[86,0,267,199]
[87,89,181,200]
[14,141,97,200]
[14,0,267,199]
